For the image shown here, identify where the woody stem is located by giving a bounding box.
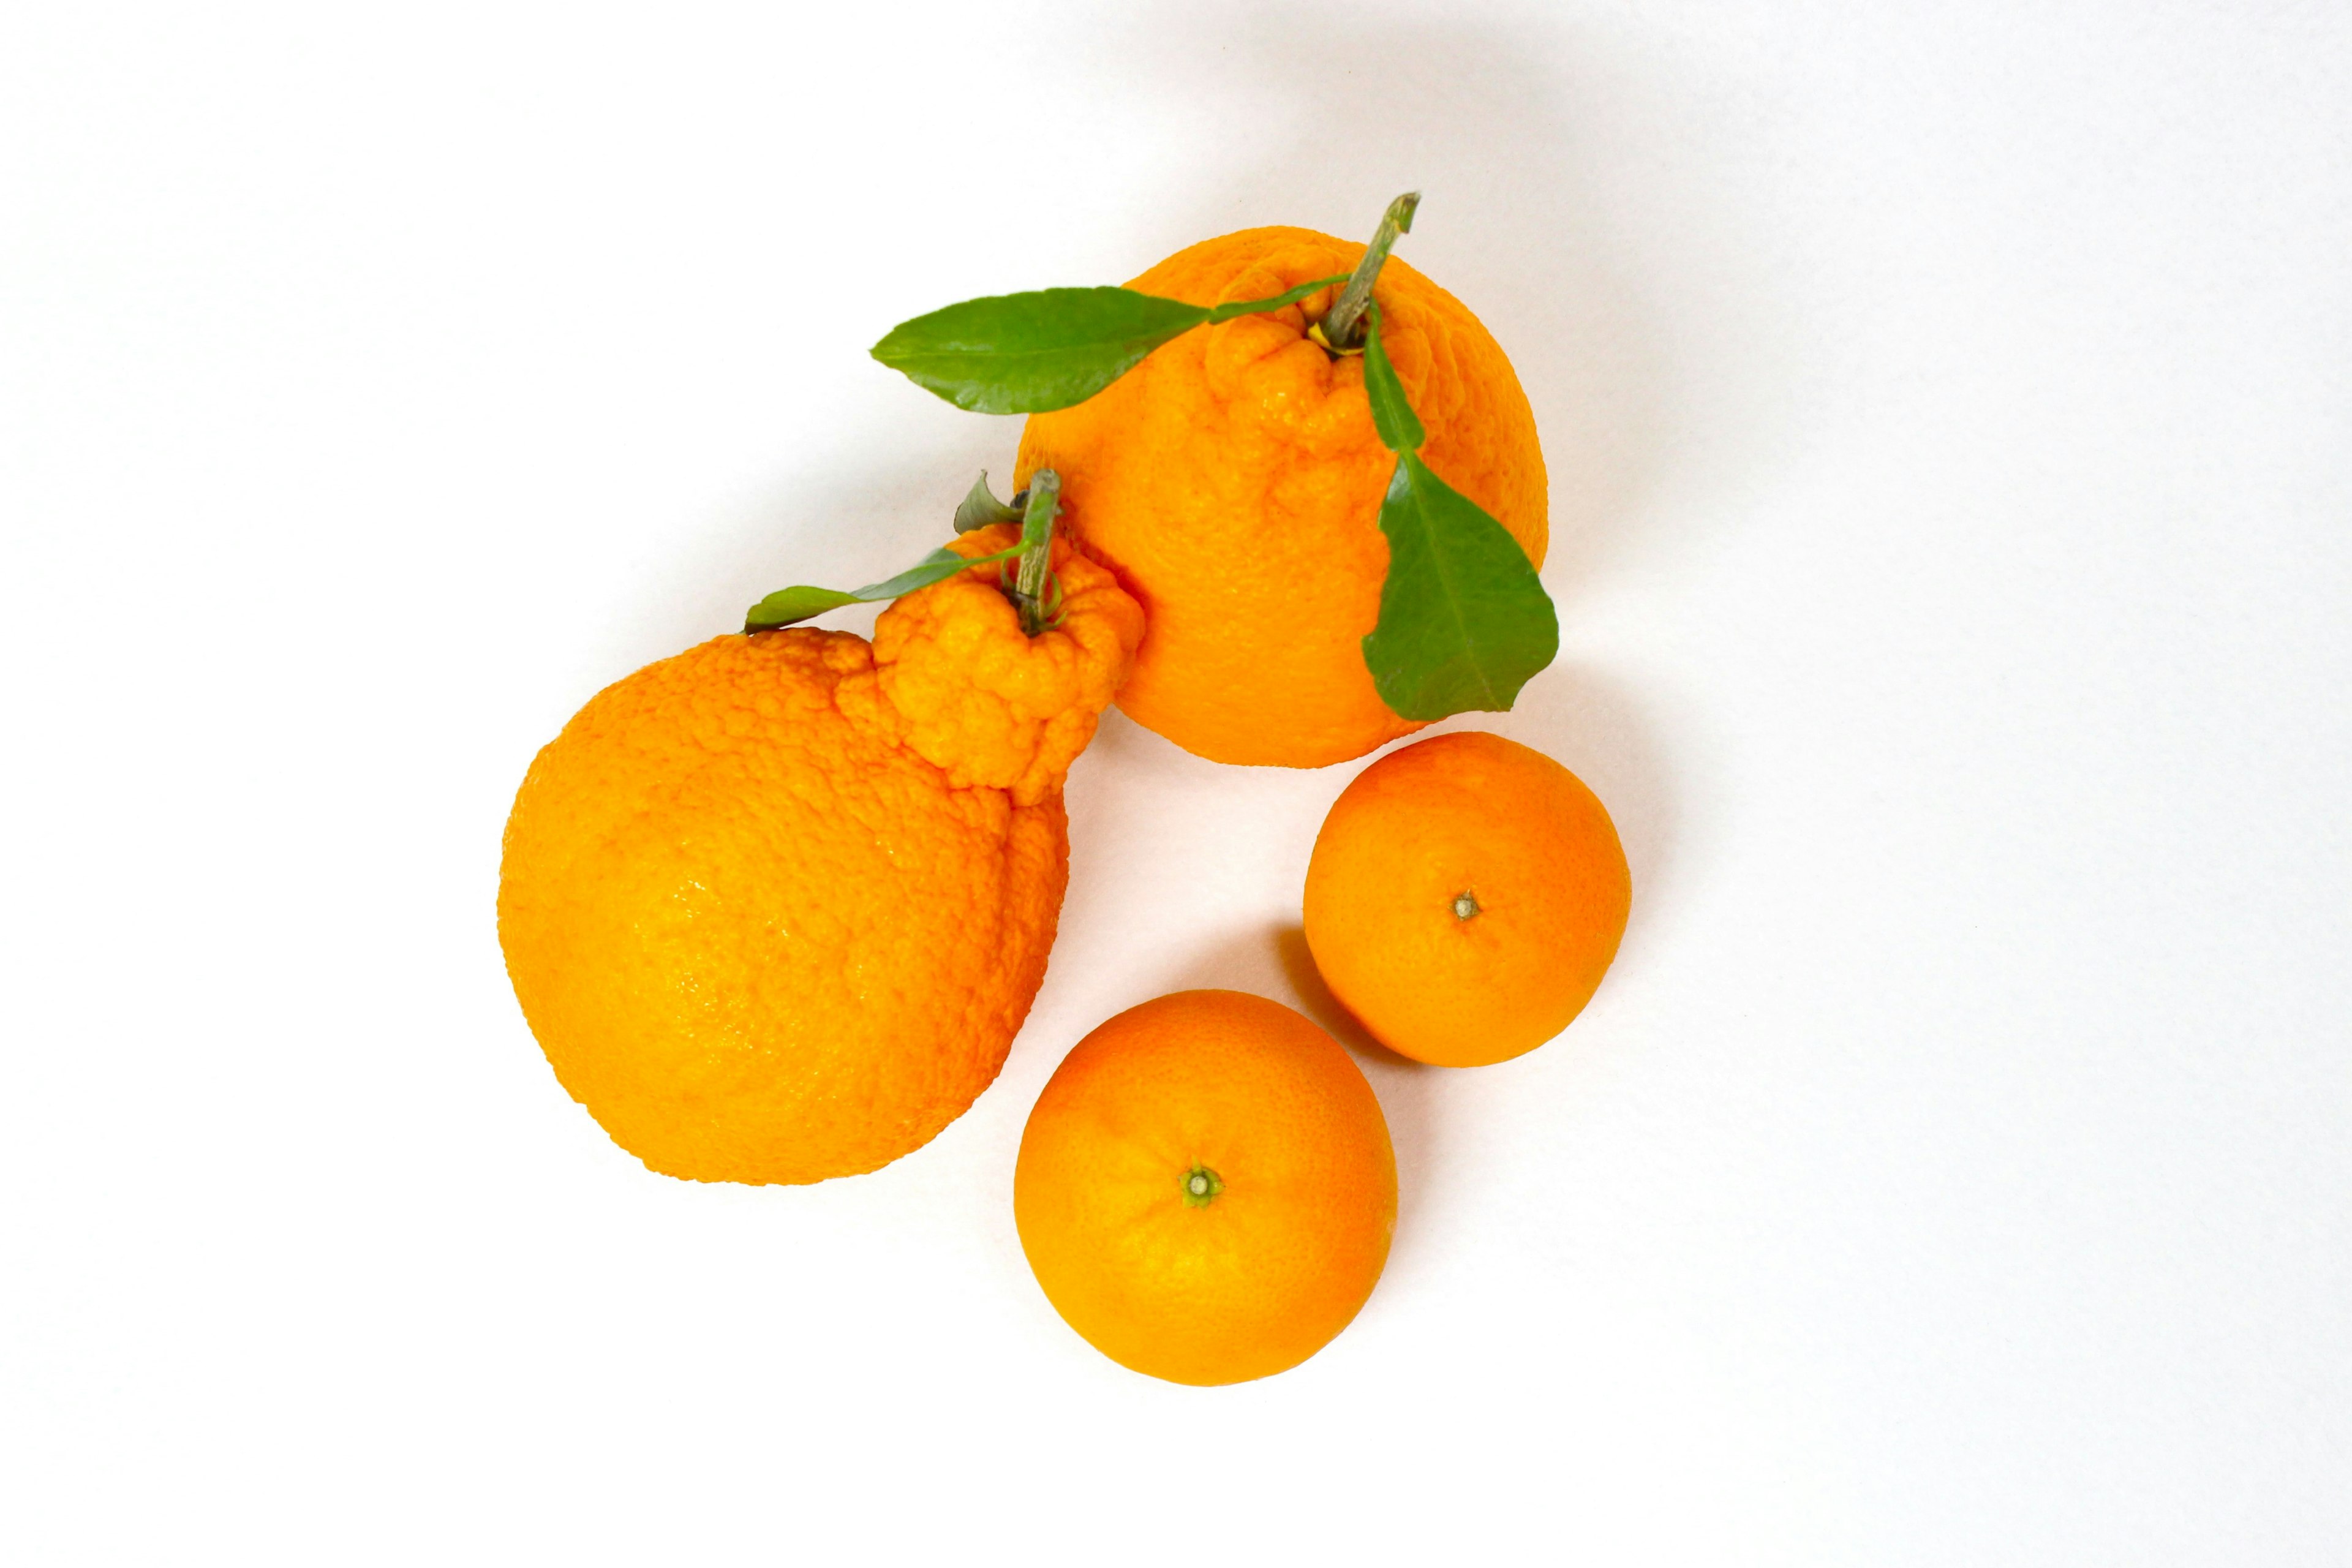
[1320,192,1421,351]
[1012,469,1061,636]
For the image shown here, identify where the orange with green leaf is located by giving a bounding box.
[495,197,1602,1392]
[499,484,1142,1183]
[872,194,1558,767]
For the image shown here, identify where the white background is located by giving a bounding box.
[4,2,2347,1562]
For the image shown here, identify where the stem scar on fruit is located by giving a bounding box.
[1181,1164,1225,1208]
[1453,892,1481,921]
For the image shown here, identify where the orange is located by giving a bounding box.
[497,526,1143,1184]
[1013,989,1396,1385]
[1303,731,1629,1067]
[1014,225,1546,769]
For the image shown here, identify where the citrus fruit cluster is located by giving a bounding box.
[497,197,1631,1384]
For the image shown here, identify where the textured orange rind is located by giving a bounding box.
[498,536,1142,1184]
[1016,226,1546,768]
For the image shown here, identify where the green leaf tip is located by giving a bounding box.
[870,274,1347,416]
[740,584,863,630]
[1362,451,1559,722]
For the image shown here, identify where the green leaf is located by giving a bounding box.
[1360,305,1426,452]
[954,472,1024,532]
[871,274,1347,415]
[742,584,862,629]
[1361,451,1558,720]
[873,288,1193,414]
[744,541,1020,631]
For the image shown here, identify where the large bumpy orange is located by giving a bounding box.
[1304,731,1629,1068]
[498,526,1143,1184]
[1014,225,1547,768]
[1014,989,1396,1385]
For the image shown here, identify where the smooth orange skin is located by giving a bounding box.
[498,530,1142,1184]
[1014,226,1547,769]
[1303,732,1629,1068]
[1014,990,1396,1385]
